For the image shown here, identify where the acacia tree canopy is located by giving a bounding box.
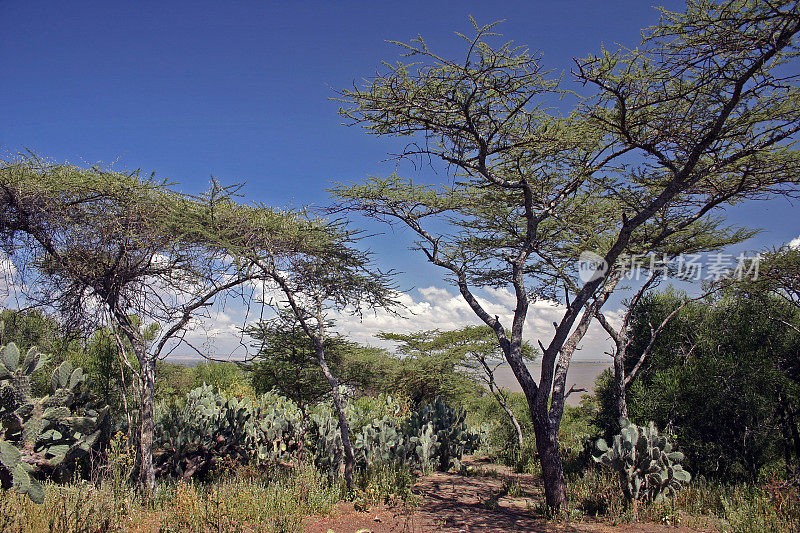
[0,154,336,492]
[333,2,800,507]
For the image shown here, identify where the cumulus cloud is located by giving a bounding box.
[789,235,800,249]
[330,285,614,362]
[0,253,26,306]
[160,283,618,365]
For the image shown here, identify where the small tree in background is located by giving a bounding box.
[248,314,346,417]
[380,325,536,452]
[234,218,398,493]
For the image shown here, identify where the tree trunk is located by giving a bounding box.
[502,338,567,509]
[613,346,629,421]
[531,407,567,508]
[315,345,354,492]
[489,384,524,451]
[138,354,156,493]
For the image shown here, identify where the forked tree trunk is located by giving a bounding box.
[504,341,567,509]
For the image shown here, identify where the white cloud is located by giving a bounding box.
[155,282,619,365]
[330,285,614,362]
[0,253,27,306]
[789,235,800,249]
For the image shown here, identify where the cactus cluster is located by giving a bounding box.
[403,397,480,472]
[155,387,480,480]
[155,385,305,480]
[353,415,410,468]
[594,418,691,504]
[0,341,108,503]
[310,409,343,474]
[351,397,480,473]
[250,392,305,464]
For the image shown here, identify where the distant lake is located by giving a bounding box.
[165,354,611,407]
[491,361,611,406]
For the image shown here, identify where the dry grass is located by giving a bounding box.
[561,468,800,532]
[0,465,340,533]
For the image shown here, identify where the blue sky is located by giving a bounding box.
[2,1,798,361]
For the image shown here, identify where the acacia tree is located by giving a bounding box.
[0,156,308,492]
[236,218,397,492]
[380,325,535,451]
[334,2,800,507]
[247,313,362,418]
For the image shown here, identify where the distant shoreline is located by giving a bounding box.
[491,361,611,406]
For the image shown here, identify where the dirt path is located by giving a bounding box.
[412,458,589,532]
[305,457,712,533]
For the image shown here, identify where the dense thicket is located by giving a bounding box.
[595,287,800,482]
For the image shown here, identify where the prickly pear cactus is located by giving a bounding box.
[348,397,479,473]
[310,409,343,475]
[594,418,691,504]
[250,391,305,464]
[0,341,108,503]
[352,415,410,469]
[155,387,480,480]
[154,386,305,480]
[404,397,479,472]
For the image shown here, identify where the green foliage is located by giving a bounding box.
[377,326,535,407]
[0,339,108,503]
[594,418,690,505]
[248,318,344,413]
[0,310,65,363]
[69,327,138,425]
[155,362,197,403]
[191,362,247,394]
[352,415,408,468]
[463,391,533,464]
[155,361,251,405]
[601,286,800,482]
[249,316,400,414]
[154,385,304,480]
[308,406,343,475]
